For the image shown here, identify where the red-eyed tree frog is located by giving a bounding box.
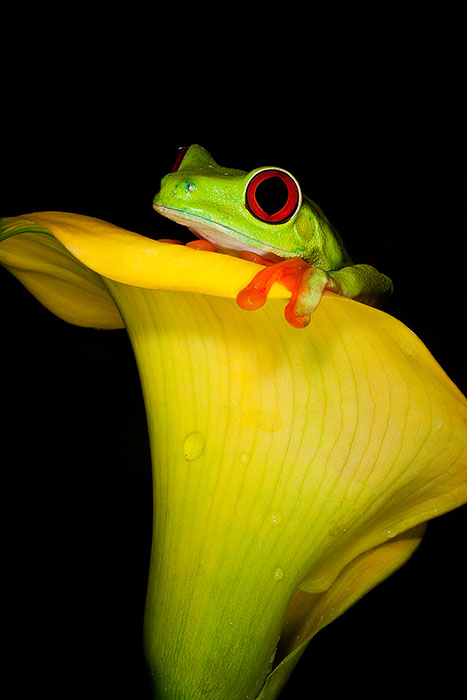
[153,145,393,328]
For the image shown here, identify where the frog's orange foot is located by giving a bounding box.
[158,240,317,328]
[159,238,276,262]
[185,239,218,251]
[159,238,218,252]
[236,258,312,329]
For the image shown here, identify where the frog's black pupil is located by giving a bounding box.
[254,176,289,215]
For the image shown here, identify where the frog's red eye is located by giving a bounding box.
[170,146,189,173]
[245,169,301,224]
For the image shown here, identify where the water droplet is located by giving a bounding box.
[272,567,284,581]
[182,431,205,461]
[271,511,283,527]
[328,518,347,537]
[386,528,396,538]
[228,618,233,625]
[239,452,250,465]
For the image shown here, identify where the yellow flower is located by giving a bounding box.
[1,211,466,700]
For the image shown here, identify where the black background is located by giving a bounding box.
[2,12,466,699]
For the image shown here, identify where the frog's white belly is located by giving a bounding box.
[154,204,286,261]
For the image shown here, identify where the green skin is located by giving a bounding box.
[153,145,393,317]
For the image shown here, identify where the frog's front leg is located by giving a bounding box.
[237,260,393,328]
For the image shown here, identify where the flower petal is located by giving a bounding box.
[107,281,466,699]
[257,524,426,699]
[2,211,466,699]
[0,217,123,328]
[0,212,288,300]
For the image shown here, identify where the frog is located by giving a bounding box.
[153,144,393,328]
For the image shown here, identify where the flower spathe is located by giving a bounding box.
[1,211,466,699]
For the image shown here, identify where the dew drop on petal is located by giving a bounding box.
[271,511,283,527]
[183,431,205,461]
[328,518,347,537]
[272,567,284,581]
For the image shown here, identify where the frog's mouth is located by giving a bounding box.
[153,204,287,262]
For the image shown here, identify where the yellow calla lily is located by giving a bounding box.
[1,211,466,700]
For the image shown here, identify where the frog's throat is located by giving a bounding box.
[153,204,287,262]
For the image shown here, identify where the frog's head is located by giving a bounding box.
[153,145,347,268]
